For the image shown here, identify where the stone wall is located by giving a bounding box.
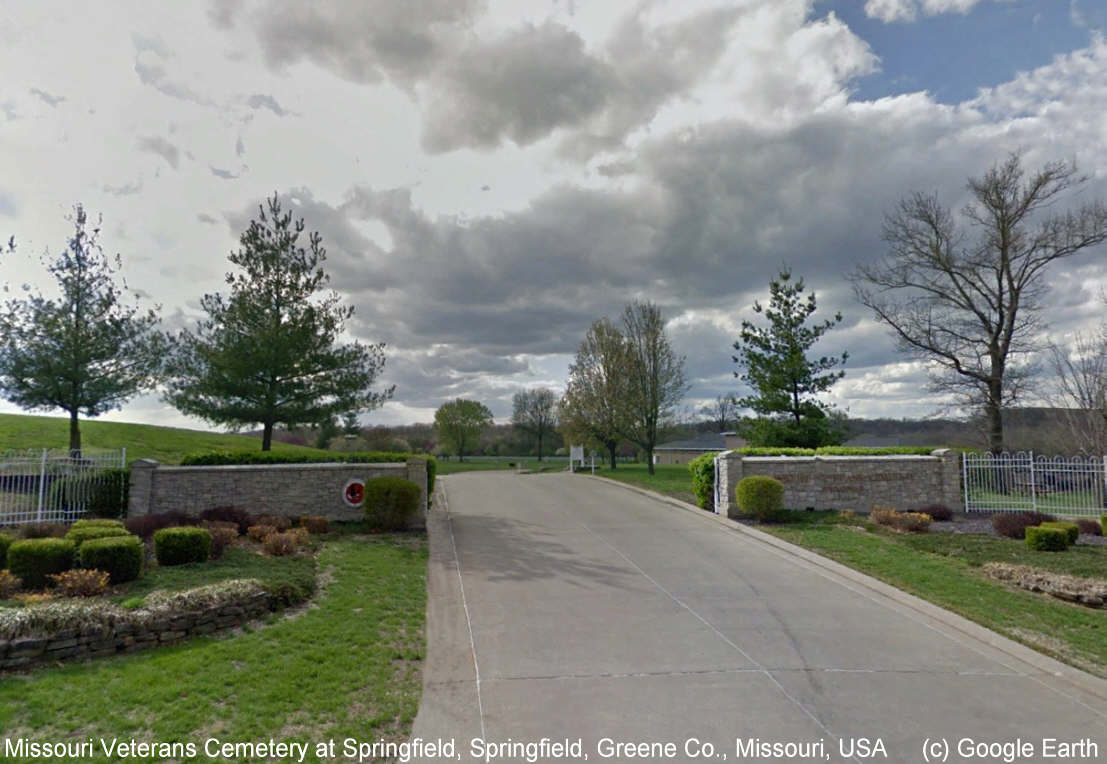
[714,449,961,517]
[128,458,428,529]
[0,591,270,670]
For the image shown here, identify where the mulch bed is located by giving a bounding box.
[931,514,1106,546]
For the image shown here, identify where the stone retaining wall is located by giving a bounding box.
[715,449,961,517]
[128,458,428,529]
[0,592,270,671]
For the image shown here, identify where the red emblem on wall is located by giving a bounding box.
[343,479,365,507]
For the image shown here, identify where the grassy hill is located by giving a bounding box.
[0,413,331,464]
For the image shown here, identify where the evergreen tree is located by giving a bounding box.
[165,193,393,450]
[734,269,847,447]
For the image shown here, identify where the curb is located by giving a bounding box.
[586,474,1107,706]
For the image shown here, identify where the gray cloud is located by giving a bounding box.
[245,93,291,116]
[209,165,239,180]
[0,191,16,217]
[137,135,180,169]
[197,213,220,225]
[235,135,245,157]
[133,35,209,104]
[29,88,65,107]
[103,179,143,196]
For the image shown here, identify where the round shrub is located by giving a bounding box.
[736,475,784,521]
[1025,526,1069,552]
[50,568,110,597]
[1074,518,1102,537]
[200,506,254,535]
[0,569,20,598]
[153,527,212,566]
[364,477,421,530]
[65,524,131,549]
[7,538,76,589]
[1038,521,1079,545]
[78,534,143,584]
[0,531,15,569]
[992,511,1056,540]
[688,453,715,510]
[916,504,954,522]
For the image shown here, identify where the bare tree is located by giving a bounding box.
[619,301,688,474]
[1048,329,1107,454]
[511,387,558,461]
[560,318,628,469]
[851,153,1107,452]
[700,394,737,432]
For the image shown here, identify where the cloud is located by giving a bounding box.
[103,179,143,196]
[0,190,16,217]
[197,213,220,225]
[29,88,65,107]
[133,35,209,104]
[209,166,239,180]
[237,0,483,87]
[245,93,291,116]
[235,135,245,157]
[864,0,994,23]
[137,135,181,169]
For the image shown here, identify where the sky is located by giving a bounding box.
[1,0,1107,431]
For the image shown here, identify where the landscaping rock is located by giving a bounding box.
[983,562,1107,610]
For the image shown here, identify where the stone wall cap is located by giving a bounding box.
[151,461,406,472]
[743,454,938,461]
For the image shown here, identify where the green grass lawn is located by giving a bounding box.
[0,413,330,464]
[0,534,427,763]
[759,514,1107,677]
[585,462,698,505]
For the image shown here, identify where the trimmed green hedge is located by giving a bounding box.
[1101,514,1106,537]
[0,532,15,569]
[65,524,131,549]
[8,538,75,588]
[78,534,143,584]
[180,450,437,495]
[1025,526,1069,552]
[46,468,130,519]
[1039,521,1079,545]
[363,477,421,531]
[153,527,212,566]
[688,453,715,509]
[71,518,126,530]
[736,475,784,521]
[737,446,941,456]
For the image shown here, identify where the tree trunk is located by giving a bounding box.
[646,447,655,475]
[987,384,1004,454]
[262,422,273,452]
[608,444,617,470]
[68,410,81,456]
[537,433,543,462]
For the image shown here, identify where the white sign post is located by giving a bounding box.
[570,445,584,473]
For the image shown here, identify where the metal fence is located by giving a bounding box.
[962,451,1107,518]
[0,448,126,526]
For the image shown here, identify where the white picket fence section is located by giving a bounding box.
[962,451,1107,518]
[0,448,126,526]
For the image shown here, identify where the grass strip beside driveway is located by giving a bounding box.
[0,535,427,763]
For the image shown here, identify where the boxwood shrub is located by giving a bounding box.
[1025,526,1069,552]
[78,534,143,583]
[46,468,130,519]
[153,527,212,566]
[1101,514,1107,537]
[736,475,784,521]
[65,524,131,549]
[8,538,75,588]
[71,518,126,530]
[1038,521,1079,545]
[688,453,715,510]
[0,531,14,569]
[363,477,421,530]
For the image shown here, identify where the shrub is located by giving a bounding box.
[50,569,110,597]
[262,532,299,557]
[1076,518,1103,536]
[871,507,932,533]
[125,511,199,540]
[735,476,784,521]
[19,523,67,539]
[1039,521,1079,545]
[153,527,212,566]
[47,468,130,519]
[363,477,421,530]
[247,524,277,542]
[65,524,130,549]
[0,569,21,597]
[0,531,14,568]
[77,535,143,584]
[300,515,329,534]
[71,518,125,530]
[1102,514,1107,537]
[992,511,1056,540]
[1025,525,1069,552]
[7,538,75,588]
[916,504,954,522]
[256,514,291,532]
[199,506,254,535]
[688,453,715,509]
[208,526,238,559]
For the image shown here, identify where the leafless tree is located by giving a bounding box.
[851,153,1107,453]
[619,300,688,474]
[1048,329,1107,454]
[700,394,738,432]
[511,387,558,461]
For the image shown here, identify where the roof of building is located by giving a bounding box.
[655,432,728,451]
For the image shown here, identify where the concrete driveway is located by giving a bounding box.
[412,472,1107,763]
